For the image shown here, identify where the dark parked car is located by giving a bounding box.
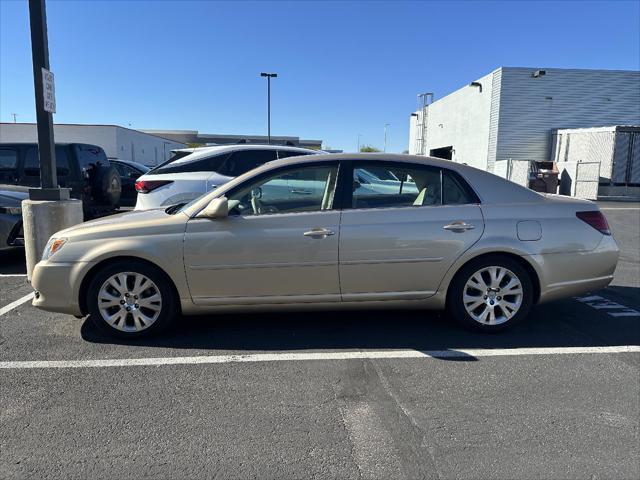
[110,159,150,207]
[0,188,26,250]
[0,143,121,219]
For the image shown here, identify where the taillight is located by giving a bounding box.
[576,211,611,235]
[135,180,173,194]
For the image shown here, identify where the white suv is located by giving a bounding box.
[134,144,321,210]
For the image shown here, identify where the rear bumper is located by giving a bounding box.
[536,235,619,303]
[31,260,92,316]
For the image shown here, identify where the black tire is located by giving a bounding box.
[87,260,178,339]
[447,255,534,332]
[91,165,122,206]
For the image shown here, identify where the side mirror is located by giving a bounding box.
[198,197,229,219]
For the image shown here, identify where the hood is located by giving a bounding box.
[55,208,185,240]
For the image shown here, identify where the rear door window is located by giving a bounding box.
[218,150,279,176]
[351,163,430,209]
[0,147,18,183]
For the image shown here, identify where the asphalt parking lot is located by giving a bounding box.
[1,202,638,479]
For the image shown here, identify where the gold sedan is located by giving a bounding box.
[32,154,619,338]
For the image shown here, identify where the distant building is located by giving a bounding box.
[141,129,323,150]
[0,123,185,166]
[408,67,640,175]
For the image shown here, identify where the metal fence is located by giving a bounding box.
[494,158,601,200]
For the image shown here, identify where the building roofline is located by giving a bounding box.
[1,122,187,144]
[414,66,640,111]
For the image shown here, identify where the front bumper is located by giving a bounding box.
[31,260,93,316]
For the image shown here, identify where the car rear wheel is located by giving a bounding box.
[448,256,534,332]
[87,261,177,338]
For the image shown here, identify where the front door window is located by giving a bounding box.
[227,165,339,216]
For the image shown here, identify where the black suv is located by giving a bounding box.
[0,143,122,219]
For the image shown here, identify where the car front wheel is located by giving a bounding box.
[448,256,534,332]
[87,261,177,338]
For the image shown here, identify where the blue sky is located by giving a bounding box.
[1,0,639,152]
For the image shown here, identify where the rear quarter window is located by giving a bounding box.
[217,150,279,176]
[442,169,479,204]
[74,144,109,171]
[151,152,230,174]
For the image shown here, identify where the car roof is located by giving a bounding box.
[170,144,323,163]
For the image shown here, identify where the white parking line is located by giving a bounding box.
[0,274,27,277]
[575,295,640,317]
[0,346,638,370]
[0,292,34,317]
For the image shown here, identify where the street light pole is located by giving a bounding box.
[260,72,277,144]
[384,123,390,152]
[357,134,362,152]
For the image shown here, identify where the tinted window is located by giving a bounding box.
[151,152,230,174]
[218,150,278,176]
[277,149,313,159]
[352,163,439,209]
[442,170,477,205]
[75,144,109,171]
[0,148,18,183]
[227,165,338,216]
[24,146,72,177]
[112,163,127,176]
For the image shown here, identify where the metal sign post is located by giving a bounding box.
[23,0,82,281]
[28,0,68,200]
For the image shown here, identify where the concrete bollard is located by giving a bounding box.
[21,199,83,281]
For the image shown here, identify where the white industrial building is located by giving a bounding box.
[0,123,186,167]
[408,67,640,197]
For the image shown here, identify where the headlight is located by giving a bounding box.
[42,237,67,261]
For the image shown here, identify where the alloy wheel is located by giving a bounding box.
[97,272,163,332]
[463,266,524,325]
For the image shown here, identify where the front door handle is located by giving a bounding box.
[443,221,475,232]
[303,228,335,238]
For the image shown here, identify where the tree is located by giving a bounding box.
[360,145,381,152]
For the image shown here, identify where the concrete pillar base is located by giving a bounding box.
[22,199,83,281]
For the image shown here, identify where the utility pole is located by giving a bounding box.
[384,123,390,152]
[260,72,277,144]
[357,134,362,152]
[23,0,82,280]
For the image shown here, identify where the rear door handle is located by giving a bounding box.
[443,222,475,232]
[303,228,335,238]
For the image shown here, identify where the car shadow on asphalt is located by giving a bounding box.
[80,286,640,356]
